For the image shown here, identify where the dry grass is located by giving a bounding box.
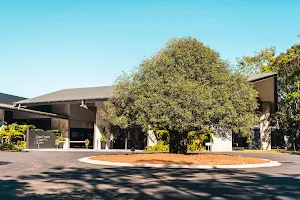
[90,153,268,165]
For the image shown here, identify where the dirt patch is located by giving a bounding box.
[90,154,268,165]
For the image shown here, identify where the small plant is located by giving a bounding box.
[110,134,116,142]
[85,139,90,149]
[56,133,65,141]
[55,139,60,149]
[0,143,16,151]
[146,141,169,152]
[15,141,26,150]
[100,134,107,142]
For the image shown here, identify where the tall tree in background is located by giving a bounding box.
[101,37,258,154]
[236,43,300,150]
[273,44,300,150]
[236,46,276,75]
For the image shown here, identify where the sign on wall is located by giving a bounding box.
[27,130,57,149]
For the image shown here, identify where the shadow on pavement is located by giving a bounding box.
[0,161,10,165]
[0,165,300,200]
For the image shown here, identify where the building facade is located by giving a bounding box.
[1,72,278,151]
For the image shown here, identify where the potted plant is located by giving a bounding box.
[99,125,109,149]
[55,139,60,149]
[56,133,65,148]
[110,134,116,149]
[100,134,107,149]
[85,139,90,149]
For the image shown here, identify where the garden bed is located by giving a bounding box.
[90,153,268,165]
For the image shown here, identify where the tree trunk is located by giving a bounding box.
[169,131,188,154]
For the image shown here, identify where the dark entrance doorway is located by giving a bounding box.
[70,128,93,148]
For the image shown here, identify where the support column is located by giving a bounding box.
[0,109,5,127]
[147,128,157,147]
[94,102,111,150]
[260,102,271,150]
[94,123,101,150]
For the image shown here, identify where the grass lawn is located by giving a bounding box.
[90,154,268,165]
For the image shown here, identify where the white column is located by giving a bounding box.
[260,102,271,150]
[105,131,111,149]
[94,124,101,150]
[0,109,5,129]
[147,129,157,147]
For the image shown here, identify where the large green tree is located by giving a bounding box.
[102,37,258,154]
[273,44,300,150]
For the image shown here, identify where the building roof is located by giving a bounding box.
[0,103,68,119]
[0,93,26,105]
[15,86,114,106]
[14,73,277,106]
[248,72,277,82]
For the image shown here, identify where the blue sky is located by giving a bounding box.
[1,0,299,98]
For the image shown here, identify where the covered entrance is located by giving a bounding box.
[70,128,94,148]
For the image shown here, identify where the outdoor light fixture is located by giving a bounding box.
[80,100,88,110]
[17,104,26,108]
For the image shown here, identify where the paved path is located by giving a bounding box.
[0,151,299,199]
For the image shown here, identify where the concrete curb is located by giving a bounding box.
[24,149,144,153]
[78,157,281,169]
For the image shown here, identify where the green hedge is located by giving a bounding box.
[145,129,212,152]
[145,141,169,152]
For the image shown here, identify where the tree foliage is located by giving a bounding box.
[236,46,276,75]
[273,44,300,150]
[101,37,258,153]
[236,43,300,150]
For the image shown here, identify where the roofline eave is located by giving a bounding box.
[14,98,110,107]
[249,73,277,83]
[0,104,69,119]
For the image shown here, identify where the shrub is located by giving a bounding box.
[55,139,60,147]
[146,141,169,152]
[56,133,65,141]
[14,141,26,150]
[147,129,211,152]
[100,134,107,142]
[0,143,16,151]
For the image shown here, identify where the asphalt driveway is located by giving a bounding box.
[0,151,299,200]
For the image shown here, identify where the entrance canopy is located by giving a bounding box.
[248,72,278,112]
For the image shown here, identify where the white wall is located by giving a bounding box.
[211,128,232,152]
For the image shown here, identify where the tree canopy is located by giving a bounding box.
[236,43,300,150]
[101,37,258,153]
[236,46,276,75]
[274,44,300,150]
